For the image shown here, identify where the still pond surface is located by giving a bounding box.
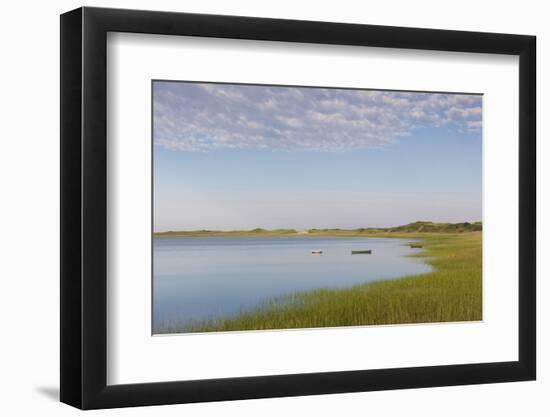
[153,236,431,332]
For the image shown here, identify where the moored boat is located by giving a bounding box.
[351,249,372,254]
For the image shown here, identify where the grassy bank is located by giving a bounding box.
[154,221,482,237]
[161,232,482,333]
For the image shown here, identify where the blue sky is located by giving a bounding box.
[153,81,482,232]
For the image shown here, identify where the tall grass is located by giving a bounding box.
[160,232,482,333]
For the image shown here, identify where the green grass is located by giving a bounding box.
[153,221,482,237]
[159,232,482,333]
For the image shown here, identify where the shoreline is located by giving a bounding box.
[157,231,482,334]
[153,221,482,238]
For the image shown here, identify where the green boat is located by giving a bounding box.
[351,249,372,254]
[409,244,423,249]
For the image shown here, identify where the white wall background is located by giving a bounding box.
[0,0,545,415]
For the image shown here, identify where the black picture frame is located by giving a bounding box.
[60,6,536,410]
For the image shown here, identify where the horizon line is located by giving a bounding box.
[153,220,483,234]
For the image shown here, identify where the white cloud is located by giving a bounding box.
[153,82,482,152]
[447,106,482,120]
[467,120,483,130]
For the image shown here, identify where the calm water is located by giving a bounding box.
[153,236,431,332]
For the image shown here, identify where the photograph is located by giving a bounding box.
[152,81,483,334]
[51,2,539,412]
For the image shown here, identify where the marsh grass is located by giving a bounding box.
[159,232,482,333]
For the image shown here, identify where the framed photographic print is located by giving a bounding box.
[60,6,536,409]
